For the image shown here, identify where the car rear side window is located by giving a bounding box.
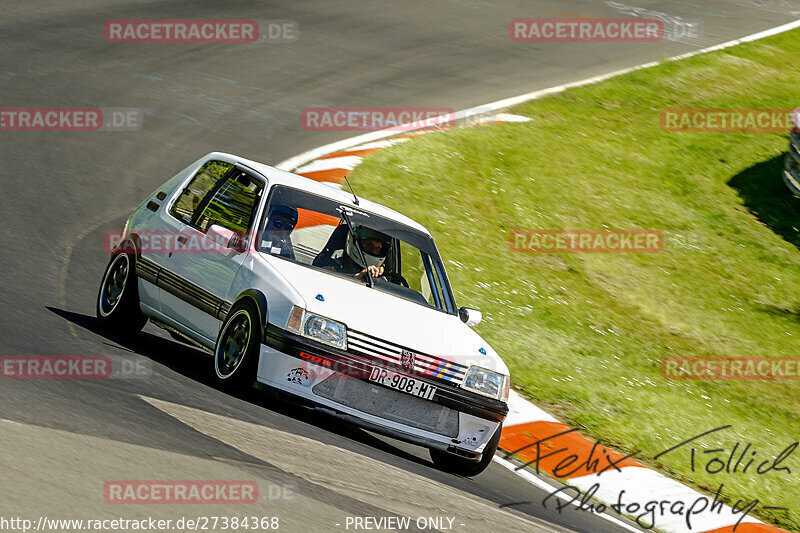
[169,160,233,224]
[195,170,263,233]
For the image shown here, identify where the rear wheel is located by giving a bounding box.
[96,249,147,338]
[430,424,502,477]
[213,300,260,391]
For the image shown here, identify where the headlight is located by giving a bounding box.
[461,366,509,402]
[286,307,347,350]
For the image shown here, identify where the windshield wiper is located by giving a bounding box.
[339,209,374,288]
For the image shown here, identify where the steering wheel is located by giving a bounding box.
[383,272,409,288]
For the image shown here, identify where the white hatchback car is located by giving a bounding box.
[97,152,510,476]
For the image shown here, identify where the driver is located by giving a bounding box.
[328,225,391,280]
[261,205,298,259]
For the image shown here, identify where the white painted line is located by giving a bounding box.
[277,131,415,172]
[334,138,410,152]
[492,113,533,123]
[275,18,800,172]
[295,155,365,174]
[448,18,800,117]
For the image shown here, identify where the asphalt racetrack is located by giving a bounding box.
[1,1,798,532]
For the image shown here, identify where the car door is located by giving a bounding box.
[141,159,235,313]
[160,166,265,344]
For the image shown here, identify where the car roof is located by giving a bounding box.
[207,152,431,235]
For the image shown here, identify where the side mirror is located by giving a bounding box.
[228,232,249,253]
[459,307,482,327]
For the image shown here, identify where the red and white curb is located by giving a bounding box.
[275,20,800,533]
[282,114,531,187]
[499,392,784,533]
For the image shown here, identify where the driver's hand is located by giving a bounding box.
[356,265,384,279]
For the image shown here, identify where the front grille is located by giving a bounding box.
[312,375,459,437]
[347,330,468,386]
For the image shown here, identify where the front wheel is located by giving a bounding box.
[213,300,260,391]
[96,251,147,338]
[430,424,502,477]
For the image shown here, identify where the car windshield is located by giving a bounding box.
[257,185,456,314]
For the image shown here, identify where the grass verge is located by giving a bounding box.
[350,30,800,530]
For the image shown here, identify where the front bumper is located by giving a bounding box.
[256,325,508,460]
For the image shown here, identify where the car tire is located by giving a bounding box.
[429,424,502,477]
[96,246,147,339]
[213,300,260,391]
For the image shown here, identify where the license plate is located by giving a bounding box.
[368,367,436,400]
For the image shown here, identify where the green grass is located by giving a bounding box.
[350,30,800,530]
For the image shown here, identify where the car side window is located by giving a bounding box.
[195,170,263,233]
[169,160,233,224]
[398,241,436,305]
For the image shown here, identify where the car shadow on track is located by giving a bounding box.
[45,306,437,471]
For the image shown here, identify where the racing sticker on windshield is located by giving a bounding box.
[260,239,283,255]
[336,205,371,218]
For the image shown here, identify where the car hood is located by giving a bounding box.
[261,253,508,375]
